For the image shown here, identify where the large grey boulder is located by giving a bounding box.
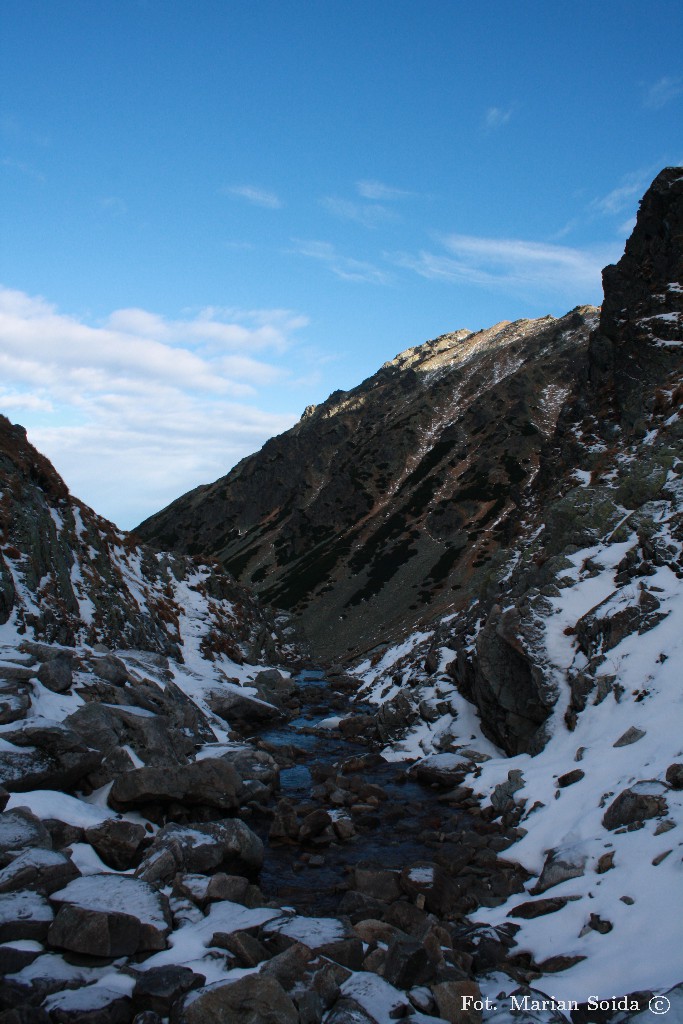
[83,818,147,870]
[0,722,102,792]
[0,847,80,894]
[0,889,54,942]
[0,807,52,866]
[208,688,284,730]
[179,973,298,1024]
[107,757,243,813]
[602,784,668,830]
[136,819,264,884]
[48,873,171,955]
[36,655,73,693]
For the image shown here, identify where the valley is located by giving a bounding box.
[0,167,681,1024]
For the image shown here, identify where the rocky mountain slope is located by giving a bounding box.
[136,307,599,662]
[0,168,681,1024]
[333,166,683,1004]
[0,415,300,667]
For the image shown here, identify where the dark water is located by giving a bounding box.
[254,672,466,915]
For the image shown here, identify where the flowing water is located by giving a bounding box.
[253,671,468,915]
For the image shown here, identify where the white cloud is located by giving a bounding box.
[291,240,391,285]
[483,106,513,131]
[320,196,397,228]
[222,184,282,208]
[356,180,415,201]
[0,287,307,528]
[643,76,683,110]
[591,172,651,216]
[617,216,637,237]
[391,232,621,299]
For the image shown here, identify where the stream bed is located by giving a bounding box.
[249,670,473,916]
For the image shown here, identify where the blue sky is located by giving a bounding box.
[1,0,682,528]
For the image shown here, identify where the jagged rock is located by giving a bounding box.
[260,941,316,987]
[352,867,401,902]
[173,871,250,908]
[42,985,132,1024]
[89,654,130,685]
[83,819,147,870]
[179,974,298,1024]
[0,807,53,868]
[0,679,31,725]
[269,799,300,842]
[665,763,683,789]
[383,935,434,988]
[65,703,192,769]
[299,808,333,841]
[376,689,418,743]
[107,757,242,813]
[0,847,80,894]
[431,980,484,1024]
[531,849,587,894]
[208,688,284,729]
[0,722,102,793]
[48,874,170,955]
[252,669,296,706]
[602,784,668,830]
[36,656,72,693]
[131,966,205,1016]
[473,607,554,756]
[490,769,525,814]
[613,726,647,747]
[218,747,279,790]
[508,896,570,919]
[135,819,263,883]
[324,999,375,1024]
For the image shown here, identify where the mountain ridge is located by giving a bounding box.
[136,306,600,662]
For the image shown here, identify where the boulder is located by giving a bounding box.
[83,819,147,870]
[0,890,53,942]
[49,873,171,954]
[0,848,80,895]
[432,980,484,1024]
[218,747,279,790]
[0,807,52,867]
[42,984,132,1024]
[383,935,434,988]
[0,723,102,793]
[252,669,296,707]
[136,819,263,884]
[0,679,31,725]
[36,657,73,694]
[665,763,683,790]
[531,850,587,894]
[173,872,250,909]
[602,784,668,830]
[66,702,191,768]
[376,689,418,743]
[132,966,205,1016]
[179,974,298,1024]
[208,689,284,730]
[108,758,242,813]
[352,867,401,902]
